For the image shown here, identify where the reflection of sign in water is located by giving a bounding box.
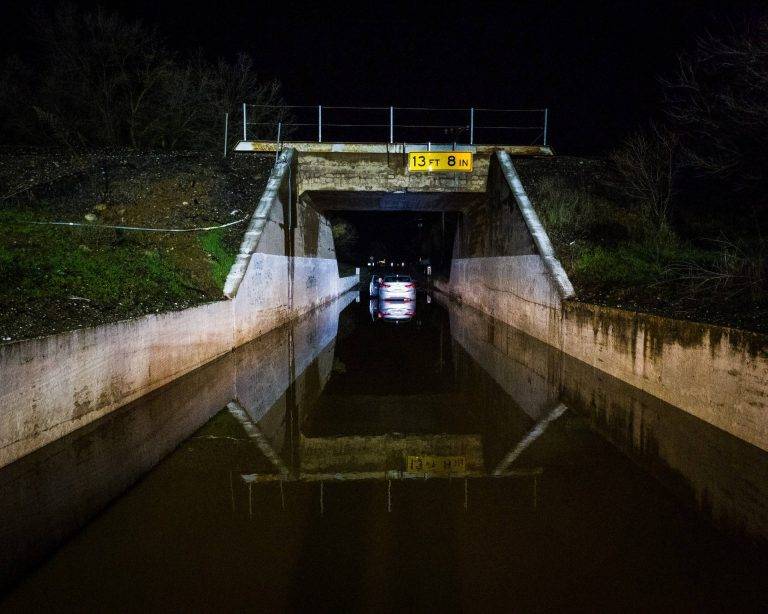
[405,455,467,475]
[408,152,473,173]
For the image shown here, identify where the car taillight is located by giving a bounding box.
[380,283,390,288]
[405,283,415,288]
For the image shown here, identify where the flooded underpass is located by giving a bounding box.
[2,290,768,612]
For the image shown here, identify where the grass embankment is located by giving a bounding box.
[516,157,767,333]
[198,228,238,288]
[0,150,272,341]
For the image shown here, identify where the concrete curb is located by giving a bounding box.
[224,148,295,298]
[496,151,575,300]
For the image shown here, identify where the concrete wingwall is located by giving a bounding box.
[437,151,768,453]
[0,148,358,469]
[226,148,353,345]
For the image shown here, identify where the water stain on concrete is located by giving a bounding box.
[72,385,93,421]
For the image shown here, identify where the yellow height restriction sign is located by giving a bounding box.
[408,151,473,173]
[405,455,467,476]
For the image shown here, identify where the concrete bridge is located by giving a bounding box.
[235,141,551,209]
[227,139,571,291]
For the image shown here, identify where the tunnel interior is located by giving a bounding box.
[303,190,477,277]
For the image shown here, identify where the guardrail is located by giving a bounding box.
[241,105,549,146]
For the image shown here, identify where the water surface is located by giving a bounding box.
[2,291,767,612]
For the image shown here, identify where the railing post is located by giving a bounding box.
[318,105,322,143]
[543,108,549,146]
[275,121,282,163]
[470,107,474,145]
[223,112,228,157]
[390,106,394,144]
[242,103,247,141]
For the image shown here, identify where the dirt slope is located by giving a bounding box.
[0,149,273,342]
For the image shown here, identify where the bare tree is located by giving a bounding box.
[155,51,289,148]
[29,4,171,148]
[152,53,218,149]
[609,123,678,230]
[664,21,768,195]
[331,218,359,262]
[212,54,290,141]
[0,5,288,151]
[0,56,35,144]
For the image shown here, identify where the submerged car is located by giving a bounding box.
[369,275,382,297]
[371,299,415,322]
[378,275,416,301]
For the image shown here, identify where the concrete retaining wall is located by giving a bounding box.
[0,148,358,469]
[0,301,233,470]
[559,303,768,453]
[438,151,768,453]
[440,295,768,541]
[0,290,356,590]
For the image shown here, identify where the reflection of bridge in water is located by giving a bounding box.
[233,401,550,482]
[225,291,567,498]
[234,411,548,516]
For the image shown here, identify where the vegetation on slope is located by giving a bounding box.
[0,151,272,342]
[517,157,767,333]
[519,21,768,334]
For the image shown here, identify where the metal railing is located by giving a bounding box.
[241,105,549,146]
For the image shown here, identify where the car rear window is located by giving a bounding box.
[383,275,412,282]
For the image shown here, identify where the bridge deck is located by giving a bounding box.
[235,141,553,156]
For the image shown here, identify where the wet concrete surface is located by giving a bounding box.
[1,290,767,612]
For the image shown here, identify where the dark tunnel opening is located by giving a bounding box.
[325,210,459,280]
[305,190,469,280]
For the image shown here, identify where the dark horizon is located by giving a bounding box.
[1,0,765,154]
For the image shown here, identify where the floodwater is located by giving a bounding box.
[2,290,768,612]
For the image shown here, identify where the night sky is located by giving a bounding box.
[2,0,764,154]
[3,1,761,265]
